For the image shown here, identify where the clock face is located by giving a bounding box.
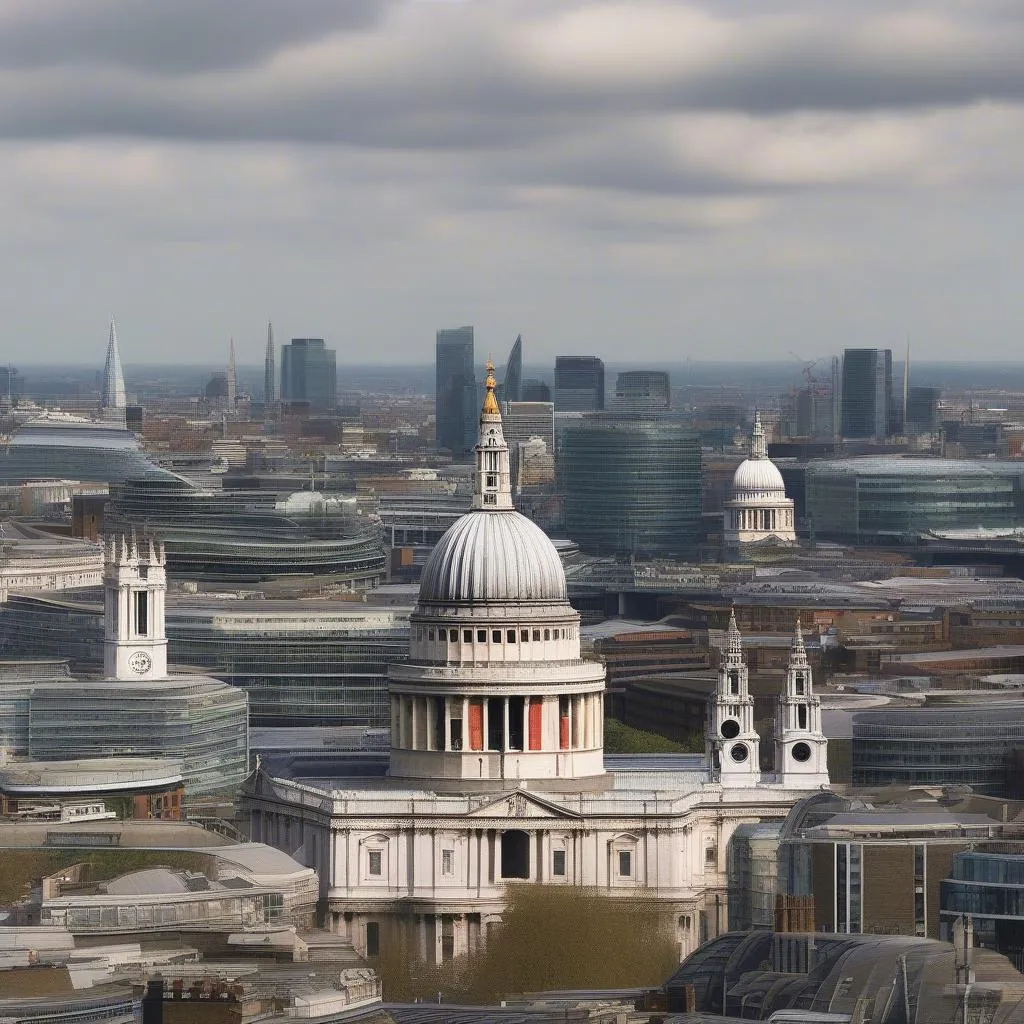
[128,651,153,675]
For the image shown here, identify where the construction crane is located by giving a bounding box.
[789,351,822,386]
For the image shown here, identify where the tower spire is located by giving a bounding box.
[101,319,127,416]
[750,410,767,460]
[472,361,513,511]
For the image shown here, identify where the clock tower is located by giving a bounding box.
[103,532,168,681]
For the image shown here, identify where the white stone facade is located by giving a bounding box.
[243,372,829,964]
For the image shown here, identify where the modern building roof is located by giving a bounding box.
[808,456,1024,478]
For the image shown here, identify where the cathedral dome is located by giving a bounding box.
[732,456,786,496]
[418,510,567,606]
[730,411,786,497]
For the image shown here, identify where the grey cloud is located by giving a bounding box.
[0,0,391,74]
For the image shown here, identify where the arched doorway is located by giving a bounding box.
[500,829,530,879]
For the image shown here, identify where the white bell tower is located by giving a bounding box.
[774,618,829,788]
[103,533,168,681]
[706,609,761,786]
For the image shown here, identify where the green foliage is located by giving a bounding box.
[603,717,702,754]
[0,850,213,904]
[374,885,679,1003]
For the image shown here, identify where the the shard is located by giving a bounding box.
[101,319,127,413]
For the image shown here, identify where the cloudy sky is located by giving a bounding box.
[3,0,1024,366]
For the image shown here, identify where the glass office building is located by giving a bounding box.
[805,457,1024,544]
[0,417,177,484]
[106,478,387,584]
[612,371,671,411]
[554,356,605,412]
[851,701,1024,794]
[941,852,1024,954]
[435,326,477,457]
[0,592,409,727]
[560,416,701,558]
[841,348,892,440]
[281,338,337,411]
[0,661,248,796]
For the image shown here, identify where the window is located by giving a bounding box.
[484,494,496,505]
[442,849,454,876]
[552,849,566,876]
[486,473,497,487]
[464,629,472,643]
[521,629,529,642]
[428,629,435,641]
[507,630,516,643]
[450,629,458,642]
[133,590,149,637]
[366,921,379,957]
[477,629,486,642]
[705,845,717,866]
[492,630,501,643]
[368,850,382,876]
[544,628,550,640]
[618,850,632,877]
[533,629,541,641]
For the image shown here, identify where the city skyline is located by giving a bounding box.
[1,1,1023,362]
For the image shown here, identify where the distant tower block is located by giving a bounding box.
[101,319,127,419]
[264,321,277,405]
[226,337,237,412]
[103,533,169,682]
[706,609,761,787]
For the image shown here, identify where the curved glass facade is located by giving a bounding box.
[0,592,408,727]
[852,704,1024,794]
[805,457,1024,543]
[106,478,387,584]
[560,416,701,558]
[0,419,178,484]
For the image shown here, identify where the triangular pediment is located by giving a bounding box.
[468,789,581,820]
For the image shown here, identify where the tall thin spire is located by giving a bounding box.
[264,321,276,405]
[226,337,237,411]
[726,606,743,664]
[472,360,514,511]
[790,616,808,669]
[101,319,127,414]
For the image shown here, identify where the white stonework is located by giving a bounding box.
[723,412,797,551]
[103,533,168,681]
[706,609,761,788]
[774,619,829,788]
[242,371,829,964]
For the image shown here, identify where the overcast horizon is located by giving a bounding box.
[3,1,1024,364]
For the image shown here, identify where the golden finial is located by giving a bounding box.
[482,359,500,414]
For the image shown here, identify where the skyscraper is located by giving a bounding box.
[226,337,237,412]
[281,338,337,411]
[435,326,476,457]
[499,334,523,404]
[554,356,604,411]
[613,370,670,411]
[264,321,276,405]
[841,348,892,440]
[101,319,126,416]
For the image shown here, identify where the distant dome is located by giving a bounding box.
[418,510,567,605]
[732,457,786,496]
